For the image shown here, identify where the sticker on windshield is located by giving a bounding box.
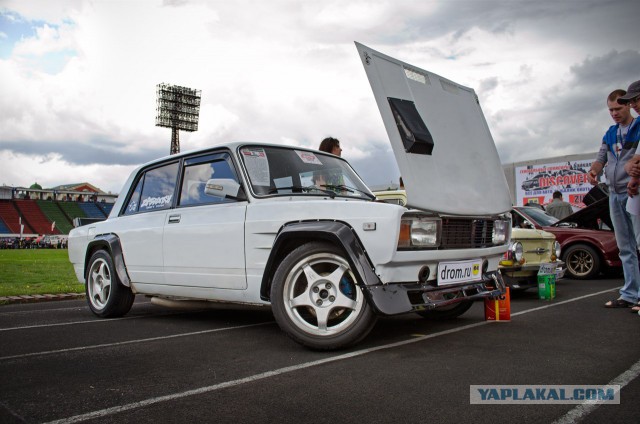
[295,150,323,165]
[241,147,270,186]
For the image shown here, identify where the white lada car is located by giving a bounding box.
[68,43,513,350]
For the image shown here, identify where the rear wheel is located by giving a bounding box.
[563,244,600,279]
[86,250,135,317]
[270,242,377,350]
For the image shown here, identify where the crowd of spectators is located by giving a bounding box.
[0,236,67,249]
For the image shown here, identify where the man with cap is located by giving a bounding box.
[587,88,640,309]
[619,80,640,315]
[622,80,640,192]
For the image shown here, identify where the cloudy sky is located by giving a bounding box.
[1,0,638,194]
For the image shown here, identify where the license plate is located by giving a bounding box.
[437,259,483,286]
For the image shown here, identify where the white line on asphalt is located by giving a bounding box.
[0,307,224,331]
[0,310,211,331]
[552,358,640,424]
[0,322,274,361]
[41,287,629,424]
[0,305,87,316]
[510,287,620,317]
[0,315,144,331]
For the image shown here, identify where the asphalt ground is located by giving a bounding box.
[0,276,638,424]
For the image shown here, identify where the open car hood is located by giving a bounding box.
[356,42,512,216]
[554,197,612,230]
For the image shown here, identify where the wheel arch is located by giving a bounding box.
[259,220,381,301]
[85,233,131,287]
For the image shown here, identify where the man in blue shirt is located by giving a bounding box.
[587,89,640,309]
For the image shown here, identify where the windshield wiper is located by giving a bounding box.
[268,185,336,198]
[321,184,376,200]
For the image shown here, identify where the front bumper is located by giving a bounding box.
[364,271,506,316]
[501,261,566,290]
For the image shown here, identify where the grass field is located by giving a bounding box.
[0,249,84,297]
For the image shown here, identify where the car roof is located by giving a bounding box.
[137,141,328,168]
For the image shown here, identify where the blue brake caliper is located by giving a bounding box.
[339,276,354,299]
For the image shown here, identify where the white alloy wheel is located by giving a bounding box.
[88,257,112,310]
[85,250,134,318]
[271,242,376,350]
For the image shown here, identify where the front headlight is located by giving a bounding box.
[398,215,441,248]
[511,241,524,262]
[554,241,561,259]
[492,218,511,245]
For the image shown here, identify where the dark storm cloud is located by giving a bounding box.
[570,49,640,88]
[495,47,640,165]
[369,0,615,44]
[1,139,166,166]
[349,143,400,188]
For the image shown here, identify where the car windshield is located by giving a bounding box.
[521,207,559,226]
[239,146,374,200]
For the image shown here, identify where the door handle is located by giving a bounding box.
[168,214,181,224]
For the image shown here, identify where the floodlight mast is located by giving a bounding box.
[155,83,202,155]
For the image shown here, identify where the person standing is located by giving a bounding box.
[618,80,640,315]
[587,89,640,309]
[315,137,344,189]
[318,137,342,156]
[546,191,573,219]
[621,80,640,198]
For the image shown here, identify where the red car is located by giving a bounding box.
[512,199,620,279]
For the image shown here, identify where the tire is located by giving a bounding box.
[563,244,600,279]
[270,242,377,350]
[86,250,135,318]
[416,300,474,321]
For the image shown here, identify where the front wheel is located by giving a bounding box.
[563,244,600,279]
[86,250,135,317]
[270,242,377,350]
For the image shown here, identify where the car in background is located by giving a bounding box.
[499,227,564,291]
[373,189,558,291]
[512,200,619,279]
[521,172,553,191]
[374,189,407,206]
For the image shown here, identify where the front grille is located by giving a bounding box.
[441,218,495,249]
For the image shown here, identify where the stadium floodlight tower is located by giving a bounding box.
[155,83,202,155]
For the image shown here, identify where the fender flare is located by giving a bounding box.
[85,234,131,287]
[259,220,382,301]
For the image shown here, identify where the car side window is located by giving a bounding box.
[123,162,179,215]
[179,153,240,207]
[124,178,144,215]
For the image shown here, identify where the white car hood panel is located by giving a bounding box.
[356,42,512,216]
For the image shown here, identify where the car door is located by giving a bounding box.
[116,161,179,284]
[162,151,248,289]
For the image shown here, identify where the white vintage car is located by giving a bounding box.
[68,43,513,350]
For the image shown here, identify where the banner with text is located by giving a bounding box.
[515,160,595,208]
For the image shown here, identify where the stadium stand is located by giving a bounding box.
[0,218,10,234]
[36,200,74,235]
[97,202,114,216]
[0,200,34,234]
[79,202,108,218]
[14,200,59,235]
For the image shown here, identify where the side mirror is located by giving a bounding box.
[205,179,246,200]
